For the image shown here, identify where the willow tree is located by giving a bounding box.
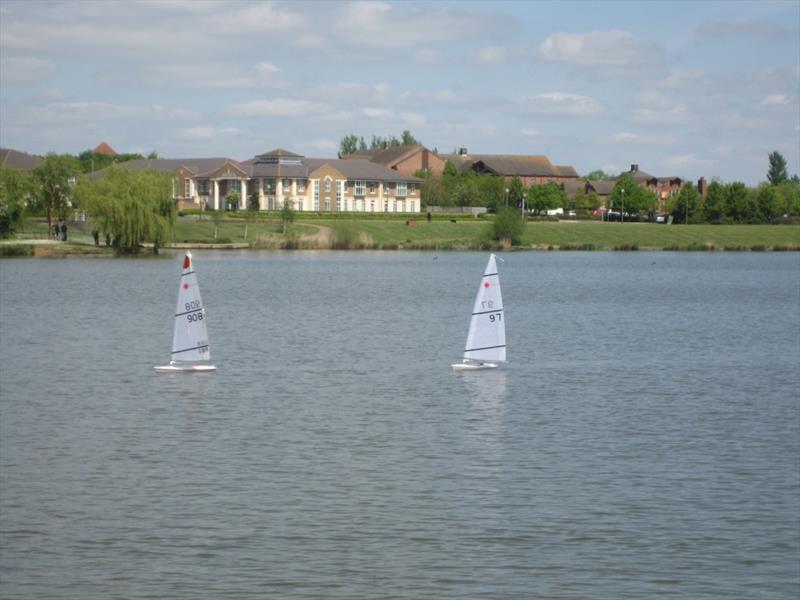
[75,166,175,254]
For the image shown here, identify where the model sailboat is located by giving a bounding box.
[154,251,216,373]
[452,253,506,371]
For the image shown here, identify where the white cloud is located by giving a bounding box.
[227,98,327,117]
[476,46,506,66]
[537,30,662,70]
[175,125,240,140]
[522,93,602,116]
[520,129,538,137]
[759,94,791,107]
[631,93,694,124]
[663,153,715,171]
[362,107,392,118]
[144,62,288,90]
[632,105,694,125]
[305,139,338,152]
[0,57,56,85]
[612,132,676,146]
[399,112,427,127]
[331,1,503,49]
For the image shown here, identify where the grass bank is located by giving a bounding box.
[5,217,799,255]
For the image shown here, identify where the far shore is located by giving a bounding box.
[2,217,798,256]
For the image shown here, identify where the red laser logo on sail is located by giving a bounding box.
[484,282,490,288]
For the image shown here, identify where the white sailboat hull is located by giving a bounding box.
[154,363,216,373]
[452,360,501,371]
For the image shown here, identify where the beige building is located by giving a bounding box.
[106,149,424,213]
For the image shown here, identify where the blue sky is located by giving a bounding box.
[1,0,798,186]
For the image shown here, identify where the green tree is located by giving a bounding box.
[754,183,780,222]
[75,166,175,254]
[477,175,506,213]
[767,151,788,185]
[775,181,800,216]
[527,182,563,214]
[724,182,751,223]
[703,180,727,223]
[280,200,295,234]
[491,207,525,245]
[443,160,460,178]
[339,134,360,157]
[0,166,33,238]
[572,186,600,212]
[401,130,420,145]
[421,173,449,207]
[608,174,653,216]
[32,153,81,231]
[583,169,615,181]
[225,190,240,211]
[507,176,525,209]
[667,183,702,224]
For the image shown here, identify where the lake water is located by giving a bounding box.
[1,251,798,599]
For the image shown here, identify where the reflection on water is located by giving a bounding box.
[461,369,507,455]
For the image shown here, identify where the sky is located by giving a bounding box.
[0,0,798,186]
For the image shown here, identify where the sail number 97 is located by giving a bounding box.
[489,313,502,323]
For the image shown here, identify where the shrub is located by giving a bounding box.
[491,207,525,245]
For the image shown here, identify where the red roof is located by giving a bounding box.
[93,141,116,156]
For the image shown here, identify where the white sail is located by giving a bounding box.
[462,253,506,363]
[154,251,215,372]
[171,251,210,362]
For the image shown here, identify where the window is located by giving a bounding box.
[370,200,375,212]
[314,197,319,211]
[384,199,389,212]
[384,183,393,196]
[369,181,376,194]
[324,199,331,211]
[297,179,306,193]
[336,180,343,209]
[197,179,210,194]
[295,199,303,211]
[409,183,416,196]
[324,178,332,193]
[396,182,407,197]
[282,178,291,190]
[265,178,275,193]
[355,180,366,196]
[398,200,404,213]
[313,180,319,205]
[184,179,191,198]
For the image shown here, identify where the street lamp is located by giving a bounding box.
[620,187,625,223]
[505,188,509,208]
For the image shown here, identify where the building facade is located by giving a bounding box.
[109,149,424,213]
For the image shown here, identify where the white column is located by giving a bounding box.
[240,179,247,210]
[276,179,283,206]
[213,180,219,210]
[259,179,265,211]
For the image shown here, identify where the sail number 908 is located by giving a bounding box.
[187,312,204,323]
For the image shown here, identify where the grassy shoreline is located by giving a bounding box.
[2,218,799,256]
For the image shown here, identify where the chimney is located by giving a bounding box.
[697,177,707,198]
[631,164,639,173]
[459,147,468,156]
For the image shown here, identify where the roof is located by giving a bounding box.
[0,148,43,171]
[441,152,577,178]
[587,180,617,195]
[343,144,423,166]
[93,141,116,156]
[90,157,232,178]
[92,152,423,183]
